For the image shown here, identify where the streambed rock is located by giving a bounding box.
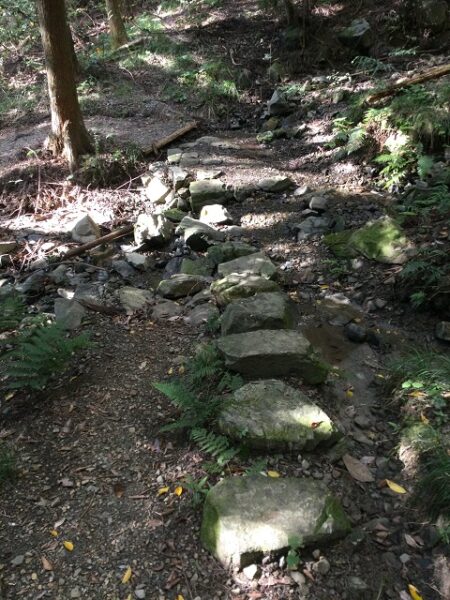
[220,292,293,335]
[189,180,230,212]
[217,252,277,280]
[201,476,351,567]
[216,330,330,384]
[218,379,338,451]
[177,217,225,251]
[157,274,209,299]
[207,241,257,265]
[211,274,280,306]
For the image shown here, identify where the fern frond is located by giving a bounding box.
[191,428,239,466]
[0,293,26,333]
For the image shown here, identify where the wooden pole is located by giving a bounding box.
[63,224,134,259]
[142,121,198,155]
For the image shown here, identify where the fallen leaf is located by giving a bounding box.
[267,470,280,478]
[59,478,74,488]
[157,486,169,496]
[311,421,324,429]
[5,391,15,401]
[167,367,174,375]
[408,584,423,600]
[177,596,184,600]
[404,533,422,548]
[113,482,125,498]
[41,556,53,571]
[50,529,58,537]
[121,566,132,584]
[147,519,164,529]
[178,365,185,375]
[385,479,407,494]
[174,485,183,496]
[54,518,65,529]
[346,389,354,398]
[420,412,429,424]
[342,453,375,483]
[63,541,74,551]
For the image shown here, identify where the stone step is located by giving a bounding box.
[157,274,210,299]
[217,252,277,280]
[218,379,339,451]
[216,330,330,384]
[220,292,293,335]
[201,475,351,568]
[211,274,280,306]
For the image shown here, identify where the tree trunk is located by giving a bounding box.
[37,0,92,170]
[284,0,300,27]
[105,0,129,50]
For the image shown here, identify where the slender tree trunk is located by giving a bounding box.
[37,0,92,170]
[284,0,300,27]
[105,0,129,50]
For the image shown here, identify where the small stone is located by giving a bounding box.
[134,214,173,247]
[167,147,183,164]
[200,204,233,225]
[309,196,329,212]
[15,270,46,295]
[436,321,450,342]
[258,176,294,193]
[189,180,229,212]
[135,589,146,599]
[348,576,368,591]
[313,557,330,575]
[11,555,25,567]
[119,287,153,314]
[374,298,387,309]
[267,89,292,117]
[399,553,411,564]
[290,571,306,586]
[242,564,260,580]
[54,298,86,330]
[157,274,210,299]
[125,252,151,270]
[170,166,189,191]
[112,259,137,280]
[70,588,81,599]
[71,214,100,244]
[293,185,310,197]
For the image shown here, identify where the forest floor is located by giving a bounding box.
[0,1,449,599]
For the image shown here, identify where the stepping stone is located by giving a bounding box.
[118,287,153,314]
[201,475,351,568]
[258,175,294,193]
[218,379,338,451]
[189,180,230,212]
[211,274,280,306]
[157,274,209,299]
[221,292,293,335]
[217,252,277,280]
[216,330,330,384]
[199,204,233,225]
[180,257,214,277]
[177,217,225,251]
[207,241,257,266]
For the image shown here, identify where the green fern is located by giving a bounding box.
[191,428,239,466]
[155,380,220,431]
[0,293,26,333]
[5,322,89,390]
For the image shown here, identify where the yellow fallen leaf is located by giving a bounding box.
[420,412,429,425]
[63,541,74,551]
[386,479,407,494]
[5,391,15,401]
[409,390,426,399]
[174,485,183,496]
[167,367,174,375]
[157,486,169,496]
[178,365,185,375]
[177,595,184,600]
[320,284,329,289]
[121,566,132,584]
[50,529,58,537]
[125,595,132,600]
[408,584,423,600]
[267,470,280,478]
[346,389,354,398]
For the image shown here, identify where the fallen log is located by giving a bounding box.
[142,121,198,155]
[63,224,134,259]
[365,63,450,105]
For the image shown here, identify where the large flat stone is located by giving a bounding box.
[216,330,330,384]
[221,292,293,335]
[217,252,277,280]
[177,217,225,251]
[211,274,280,306]
[157,274,209,299]
[201,476,351,567]
[218,380,338,451]
[189,180,230,212]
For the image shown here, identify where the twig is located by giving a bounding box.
[63,224,134,259]
[142,121,198,155]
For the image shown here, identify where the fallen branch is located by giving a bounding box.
[63,224,134,259]
[365,63,450,105]
[142,121,198,155]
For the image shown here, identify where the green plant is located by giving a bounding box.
[286,534,303,570]
[0,293,25,333]
[400,248,448,308]
[183,474,210,506]
[414,450,450,519]
[154,344,243,466]
[351,56,391,77]
[0,444,16,485]
[1,298,88,390]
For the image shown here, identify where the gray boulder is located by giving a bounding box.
[189,180,229,212]
[221,292,293,335]
[267,89,291,117]
[207,241,257,265]
[218,379,338,451]
[211,274,280,306]
[177,217,225,251]
[216,330,330,384]
[338,18,373,51]
[258,176,294,193]
[15,270,46,295]
[201,476,351,567]
[54,298,86,330]
[118,287,153,314]
[144,176,170,204]
[184,303,220,327]
[180,257,214,277]
[170,166,189,191]
[151,300,182,320]
[217,252,277,280]
[134,214,173,247]
[157,274,209,299]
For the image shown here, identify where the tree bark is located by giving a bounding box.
[37,0,92,171]
[105,0,129,50]
[284,0,300,27]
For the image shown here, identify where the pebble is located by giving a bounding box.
[135,589,146,599]
[11,555,25,566]
[290,571,306,586]
[70,588,81,599]
[243,564,260,580]
[314,557,331,575]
